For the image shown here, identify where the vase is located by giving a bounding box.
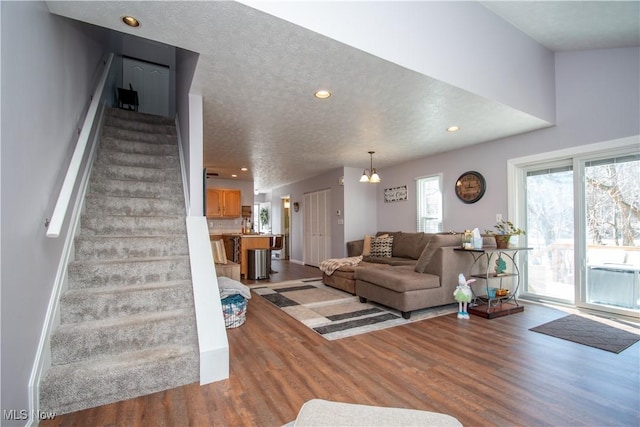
[494,235,510,249]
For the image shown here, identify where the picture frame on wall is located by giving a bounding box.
[384,185,408,203]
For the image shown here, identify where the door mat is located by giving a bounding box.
[529,314,640,353]
[252,279,457,340]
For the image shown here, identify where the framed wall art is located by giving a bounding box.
[384,185,408,203]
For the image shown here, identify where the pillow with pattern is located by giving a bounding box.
[369,236,394,258]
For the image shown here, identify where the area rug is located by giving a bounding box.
[252,279,457,340]
[529,314,640,353]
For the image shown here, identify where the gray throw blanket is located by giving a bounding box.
[218,276,252,300]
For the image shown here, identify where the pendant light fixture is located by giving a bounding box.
[359,151,381,183]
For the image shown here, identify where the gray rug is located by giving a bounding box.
[252,279,457,340]
[529,314,640,353]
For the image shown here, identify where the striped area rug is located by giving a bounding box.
[251,279,457,340]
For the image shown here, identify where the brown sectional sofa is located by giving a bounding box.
[323,231,494,319]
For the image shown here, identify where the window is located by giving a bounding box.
[416,174,443,232]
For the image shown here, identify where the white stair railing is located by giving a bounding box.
[46,53,114,238]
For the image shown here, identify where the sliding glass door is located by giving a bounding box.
[516,141,639,317]
[581,154,639,313]
[523,164,575,302]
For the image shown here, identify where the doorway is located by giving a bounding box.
[281,196,291,260]
[122,57,170,117]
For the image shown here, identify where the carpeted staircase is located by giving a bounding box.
[39,108,200,415]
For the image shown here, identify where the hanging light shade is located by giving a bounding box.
[360,151,381,183]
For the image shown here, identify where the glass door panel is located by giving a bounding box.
[583,155,640,313]
[524,166,574,302]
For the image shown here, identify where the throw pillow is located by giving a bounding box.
[363,235,372,256]
[363,233,388,256]
[369,236,394,258]
[414,235,436,273]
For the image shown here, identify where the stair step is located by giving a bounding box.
[40,345,199,415]
[84,194,185,216]
[105,107,175,125]
[102,125,177,144]
[100,136,178,156]
[91,163,182,183]
[104,115,177,135]
[75,235,189,261]
[40,109,201,416]
[97,149,179,169]
[68,256,192,289]
[60,280,194,323]
[88,179,184,199]
[51,309,197,365]
[81,215,185,236]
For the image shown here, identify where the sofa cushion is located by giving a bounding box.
[392,232,431,259]
[369,236,393,257]
[415,233,467,273]
[414,235,437,273]
[356,265,440,292]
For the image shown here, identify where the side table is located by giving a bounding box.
[455,247,531,319]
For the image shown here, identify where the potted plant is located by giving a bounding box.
[486,219,525,249]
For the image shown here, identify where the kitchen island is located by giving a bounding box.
[213,233,273,278]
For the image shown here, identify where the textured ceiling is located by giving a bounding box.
[46,1,639,192]
[481,1,640,52]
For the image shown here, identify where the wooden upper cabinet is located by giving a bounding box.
[222,190,241,217]
[206,189,241,218]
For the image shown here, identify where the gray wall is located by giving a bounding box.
[375,47,639,234]
[1,1,109,422]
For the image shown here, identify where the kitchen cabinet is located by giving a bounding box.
[206,189,241,218]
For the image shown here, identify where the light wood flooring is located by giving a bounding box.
[40,260,639,426]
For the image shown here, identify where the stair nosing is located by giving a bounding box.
[54,308,194,333]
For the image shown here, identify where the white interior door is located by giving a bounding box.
[303,189,331,266]
[122,57,170,117]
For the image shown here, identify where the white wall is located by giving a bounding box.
[1,2,108,422]
[376,47,639,234]
[175,47,199,213]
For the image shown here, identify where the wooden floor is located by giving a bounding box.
[41,260,639,426]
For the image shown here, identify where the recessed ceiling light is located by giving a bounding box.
[241,167,248,171]
[447,126,461,132]
[231,174,237,178]
[122,16,140,28]
[314,90,331,99]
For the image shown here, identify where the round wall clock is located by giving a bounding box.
[455,171,486,204]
